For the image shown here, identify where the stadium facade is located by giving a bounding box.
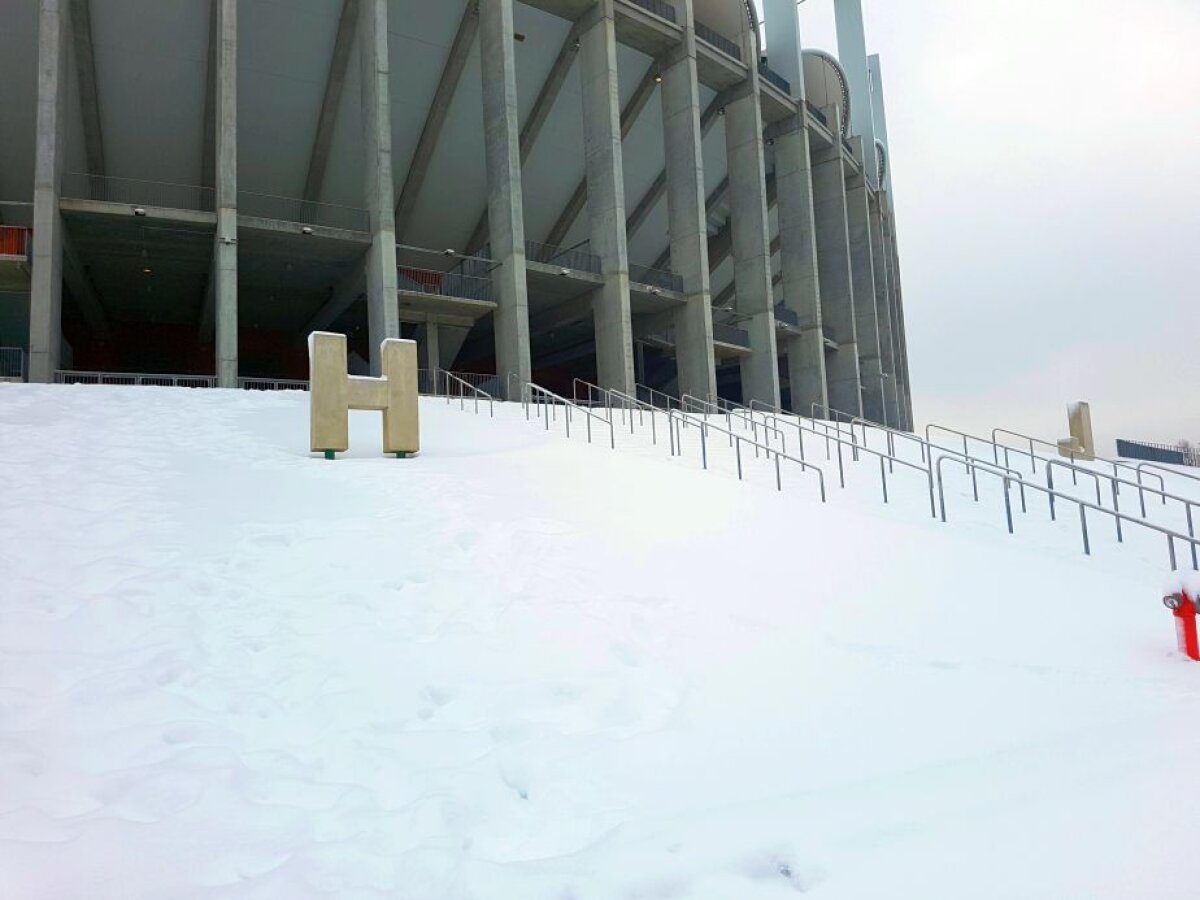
[0,0,912,428]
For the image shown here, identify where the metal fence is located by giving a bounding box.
[695,21,742,60]
[397,266,495,303]
[1117,439,1200,468]
[238,378,309,391]
[1,347,26,381]
[62,173,215,211]
[758,62,791,96]
[626,0,677,22]
[525,240,602,275]
[629,263,683,293]
[56,370,217,388]
[238,191,369,232]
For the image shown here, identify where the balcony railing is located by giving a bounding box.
[238,191,369,232]
[62,173,215,212]
[695,21,742,61]
[0,226,30,260]
[712,321,750,347]
[398,266,495,304]
[805,101,828,128]
[626,0,676,22]
[757,62,791,97]
[525,240,602,275]
[629,263,683,294]
[238,377,309,391]
[773,306,800,328]
[1,347,26,381]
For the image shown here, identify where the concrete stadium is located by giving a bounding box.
[0,0,912,427]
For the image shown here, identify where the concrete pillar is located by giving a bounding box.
[868,193,898,427]
[845,165,884,424]
[811,107,861,418]
[480,0,531,398]
[659,3,716,402]
[423,319,441,372]
[833,0,878,189]
[725,83,780,409]
[763,0,826,415]
[359,0,400,376]
[28,0,68,384]
[579,1,635,393]
[213,0,239,387]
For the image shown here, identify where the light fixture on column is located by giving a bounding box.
[133,207,146,217]
[301,226,314,235]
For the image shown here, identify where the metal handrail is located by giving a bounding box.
[571,378,659,443]
[1045,458,1199,566]
[635,383,683,412]
[991,426,1162,494]
[522,382,615,449]
[666,408,827,502]
[440,369,494,418]
[759,410,938,514]
[1136,461,1200,492]
[935,454,1200,571]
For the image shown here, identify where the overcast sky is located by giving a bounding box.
[761,0,1200,453]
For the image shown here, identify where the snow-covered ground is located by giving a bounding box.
[2,383,1199,899]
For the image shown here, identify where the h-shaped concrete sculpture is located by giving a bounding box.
[309,332,420,459]
[1057,401,1095,461]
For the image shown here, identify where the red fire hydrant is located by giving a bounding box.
[1164,590,1200,661]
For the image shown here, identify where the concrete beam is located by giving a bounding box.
[28,0,69,383]
[303,259,366,336]
[833,0,878,188]
[845,164,884,424]
[543,60,659,249]
[466,19,585,254]
[725,79,780,408]
[69,0,105,181]
[61,229,110,339]
[480,0,531,396]
[811,106,861,418]
[579,0,635,392]
[659,1,715,401]
[213,0,238,386]
[303,0,359,203]
[394,2,478,240]
[868,193,899,428]
[360,0,401,374]
[626,95,723,243]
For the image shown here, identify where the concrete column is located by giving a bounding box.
[868,193,898,427]
[811,107,861,418]
[480,0,531,398]
[833,0,878,189]
[845,166,884,424]
[885,217,913,430]
[28,0,68,384]
[763,0,825,415]
[579,1,635,393]
[725,84,780,409]
[659,5,716,402]
[213,0,238,387]
[774,122,826,416]
[359,0,400,376]
[423,319,441,372]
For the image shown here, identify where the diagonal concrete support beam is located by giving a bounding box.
[650,173,729,270]
[303,0,359,203]
[466,20,585,254]
[393,2,479,241]
[69,0,105,180]
[303,260,366,336]
[542,61,660,249]
[625,95,723,243]
[61,228,110,339]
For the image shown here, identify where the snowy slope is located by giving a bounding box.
[2,384,1199,900]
